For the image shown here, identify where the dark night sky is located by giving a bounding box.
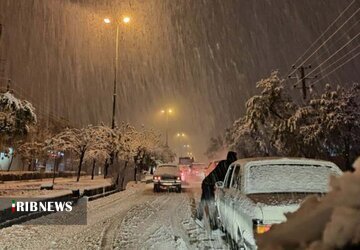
[0,0,359,160]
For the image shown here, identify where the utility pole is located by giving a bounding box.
[288,65,317,100]
[6,79,10,92]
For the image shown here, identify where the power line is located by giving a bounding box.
[311,50,360,86]
[288,65,317,99]
[293,31,360,88]
[288,0,357,76]
[295,7,359,72]
[310,19,359,64]
[316,43,360,77]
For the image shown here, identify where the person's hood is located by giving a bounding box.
[226,151,237,165]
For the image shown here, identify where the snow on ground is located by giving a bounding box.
[0,181,228,249]
[0,176,112,197]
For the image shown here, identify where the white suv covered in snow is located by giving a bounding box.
[215,157,342,249]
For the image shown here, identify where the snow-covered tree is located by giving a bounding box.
[289,83,360,170]
[0,91,37,150]
[227,71,297,157]
[224,70,360,170]
[17,141,46,171]
[45,125,113,181]
[205,135,225,159]
[153,145,176,164]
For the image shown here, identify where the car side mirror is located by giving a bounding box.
[215,181,224,189]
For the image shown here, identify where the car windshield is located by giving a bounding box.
[245,163,341,194]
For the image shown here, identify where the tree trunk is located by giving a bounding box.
[91,159,96,180]
[76,151,85,182]
[120,161,128,189]
[344,138,351,171]
[28,160,32,171]
[134,165,138,183]
[7,152,14,172]
[104,158,109,178]
[52,157,57,185]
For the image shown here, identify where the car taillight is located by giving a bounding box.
[256,224,271,234]
[253,219,271,234]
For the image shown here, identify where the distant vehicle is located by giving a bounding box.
[178,157,194,180]
[190,162,207,179]
[215,157,342,249]
[205,160,221,176]
[153,164,182,193]
[178,156,193,165]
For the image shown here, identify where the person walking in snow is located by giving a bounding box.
[196,151,237,228]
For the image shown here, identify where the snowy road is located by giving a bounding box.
[0,182,227,249]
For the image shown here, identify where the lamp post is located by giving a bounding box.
[104,16,130,129]
[161,108,173,146]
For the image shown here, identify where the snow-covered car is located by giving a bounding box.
[153,164,182,193]
[215,157,342,249]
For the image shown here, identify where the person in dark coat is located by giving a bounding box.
[196,151,237,226]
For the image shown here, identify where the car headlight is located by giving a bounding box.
[153,176,161,180]
[177,176,181,180]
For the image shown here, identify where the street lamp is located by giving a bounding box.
[161,108,173,146]
[104,16,131,129]
[176,132,186,157]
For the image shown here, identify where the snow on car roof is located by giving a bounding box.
[232,157,341,168]
[155,165,180,175]
[241,158,342,194]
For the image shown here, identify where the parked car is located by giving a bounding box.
[215,157,342,249]
[153,164,182,193]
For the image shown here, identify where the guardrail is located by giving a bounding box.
[0,184,121,229]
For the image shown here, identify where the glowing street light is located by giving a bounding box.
[160,108,173,146]
[123,16,130,23]
[103,16,131,129]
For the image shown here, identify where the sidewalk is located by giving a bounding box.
[0,175,112,198]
